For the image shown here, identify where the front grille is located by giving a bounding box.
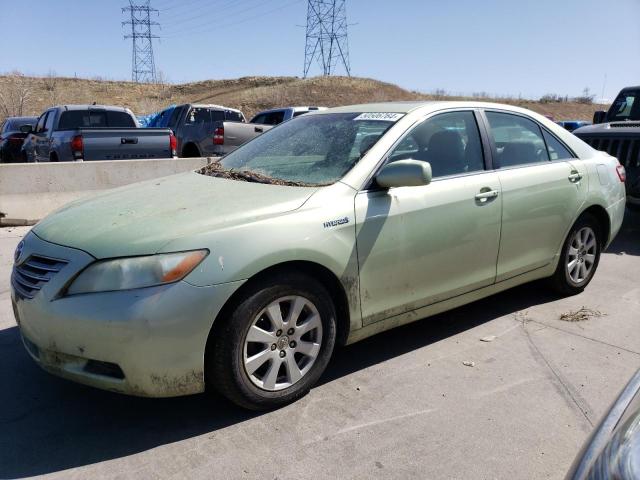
[580,136,640,168]
[11,254,68,300]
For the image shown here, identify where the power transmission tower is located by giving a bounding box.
[303,0,351,78]
[122,0,159,83]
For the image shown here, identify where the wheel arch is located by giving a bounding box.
[182,142,201,158]
[204,260,352,376]
[579,203,610,248]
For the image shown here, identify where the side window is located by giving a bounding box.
[485,112,549,168]
[542,130,574,160]
[387,111,485,178]
[35,113,47,133]
[251,114,266,124]
[264,111,285,125]
[43,110,55,132]
[185,107,211,126]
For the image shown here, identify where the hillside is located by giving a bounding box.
[0,74,604,122]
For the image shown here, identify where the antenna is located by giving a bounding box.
[303,0,351,78]
[122,1,159,83]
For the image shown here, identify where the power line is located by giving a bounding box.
[122,0,160,83]
[303,0,351,78]
[160,0,258,34]
[161,0,303,39]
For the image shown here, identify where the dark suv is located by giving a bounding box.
[0,116,37,163]
[574,86,640,208]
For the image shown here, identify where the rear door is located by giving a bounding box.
[482,110,587,281]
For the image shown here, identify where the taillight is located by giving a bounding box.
[169,132,177,156]
[616,164,626,182]
[213,127,224,145]
[71,135,83,159]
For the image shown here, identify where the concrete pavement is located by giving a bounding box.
[0,212,639,479]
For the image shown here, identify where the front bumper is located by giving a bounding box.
[12,231,243,397]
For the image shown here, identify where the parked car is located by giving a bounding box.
[557,120,591,132]
[149,103,247,157]
[0,116,38,163]
[574,86,640,209]
[249,106,327,125]
[21,105,176,162]
[12,101,625,410]
[566,368,640,479]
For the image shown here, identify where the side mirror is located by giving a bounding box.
[593,111,607,124]
[375,159,432,188]
[19,124,33,134]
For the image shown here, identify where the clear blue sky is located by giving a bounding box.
[1,0,638,100]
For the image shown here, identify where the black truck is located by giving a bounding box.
[574,86,640,208]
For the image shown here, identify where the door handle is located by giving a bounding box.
[475,190,499,202]
[568,172,582,183]
[254,127,263,133]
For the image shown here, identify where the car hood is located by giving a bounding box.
[574,122,640,135]
[33,171,319,258]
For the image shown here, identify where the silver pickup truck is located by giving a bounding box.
[148,105,326,157]
[21,105,176,162]
[148,104,247,157]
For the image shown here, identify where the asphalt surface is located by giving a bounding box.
[0,211,639,480]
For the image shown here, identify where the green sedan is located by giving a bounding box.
[11,102,626,410]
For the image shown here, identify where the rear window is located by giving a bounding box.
[57,110,135,130]
[225,110,244,123]
[106,111,136,127]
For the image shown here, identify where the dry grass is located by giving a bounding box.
[0,74,606,122]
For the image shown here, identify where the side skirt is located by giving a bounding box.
[345,263,555,345]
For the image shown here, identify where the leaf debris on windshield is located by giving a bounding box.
[198,161,316,187]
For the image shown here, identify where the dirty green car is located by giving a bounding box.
[11,102,626,409]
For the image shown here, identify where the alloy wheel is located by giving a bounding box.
[243,295,323,391]
[566,226,597,284]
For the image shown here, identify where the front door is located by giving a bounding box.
[355,110,502,325]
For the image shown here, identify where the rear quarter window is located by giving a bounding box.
[225,111,244,123]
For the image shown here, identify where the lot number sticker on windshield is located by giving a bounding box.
[353,113,404,122]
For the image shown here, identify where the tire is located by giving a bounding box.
[207,273,337,410]
[548,213,602,296]
[182,144,200,158]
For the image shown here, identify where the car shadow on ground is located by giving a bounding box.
[607,208,640,256]
[0,282,560,479]
[0,210,635,478]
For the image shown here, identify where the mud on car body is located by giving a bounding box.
[12,101,625,409]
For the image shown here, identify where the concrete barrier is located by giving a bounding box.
[0,158,214,226]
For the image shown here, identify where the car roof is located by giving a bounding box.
[186,104,243,113]
[57,105,131,112]
[319,101,545,115]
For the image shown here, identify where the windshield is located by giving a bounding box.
[208,112,400,185]
[608,90,640,122]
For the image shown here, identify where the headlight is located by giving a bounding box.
[66,250,208,295]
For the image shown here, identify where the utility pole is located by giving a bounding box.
[303,0,351,78]
[122,0,159,83]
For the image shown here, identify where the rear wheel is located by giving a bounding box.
[548,214,601,295]
[207,273,337,410]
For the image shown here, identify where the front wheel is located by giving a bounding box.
[207,273,337,410]
[548,214,601,295]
